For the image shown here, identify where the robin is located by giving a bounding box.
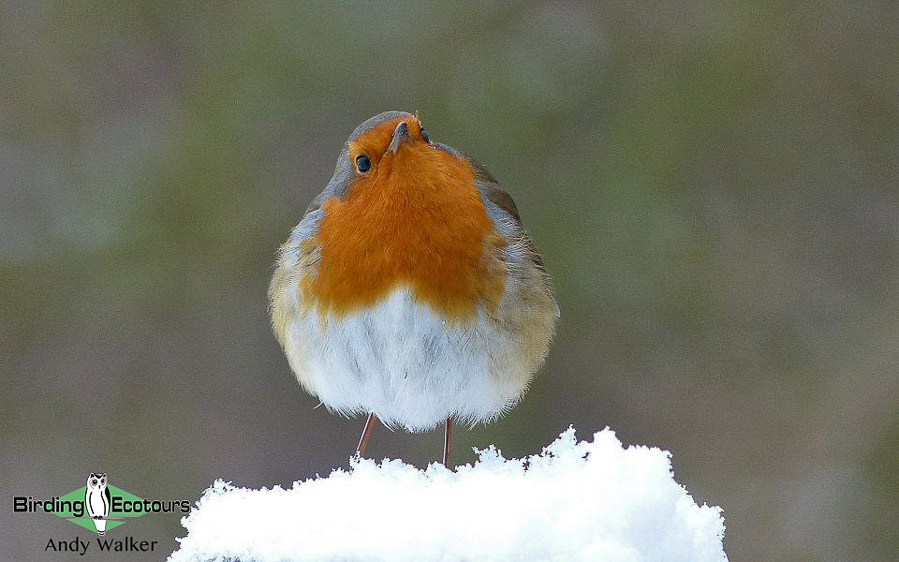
[269,111,557,467]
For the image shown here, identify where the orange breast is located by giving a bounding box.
[302,139,506,321]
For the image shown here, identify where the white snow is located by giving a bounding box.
[168,427,727,562]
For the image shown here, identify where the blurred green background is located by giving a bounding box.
[2,2,897,561]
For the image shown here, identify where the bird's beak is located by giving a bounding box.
[387,121,411,154]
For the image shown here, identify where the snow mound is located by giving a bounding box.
[168,427,727,562]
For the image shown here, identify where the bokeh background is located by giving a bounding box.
[2,2,897,561]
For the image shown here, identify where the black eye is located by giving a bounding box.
[420,127,431,144]
[355,154,371,173]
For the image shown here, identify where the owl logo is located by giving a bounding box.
[84,472,111,535]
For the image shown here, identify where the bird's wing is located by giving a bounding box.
[470,157,558,318]
[470,158,550,274]
[470,160,522,224]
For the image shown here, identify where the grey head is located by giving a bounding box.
[306,111,419,213]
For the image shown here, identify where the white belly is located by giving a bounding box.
[280,288,530,431]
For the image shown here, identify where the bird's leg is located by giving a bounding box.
[355,412,377,458]
[443,417,454,468]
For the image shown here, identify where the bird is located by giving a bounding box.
[84,472,110,535]
[269,111,557,467]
